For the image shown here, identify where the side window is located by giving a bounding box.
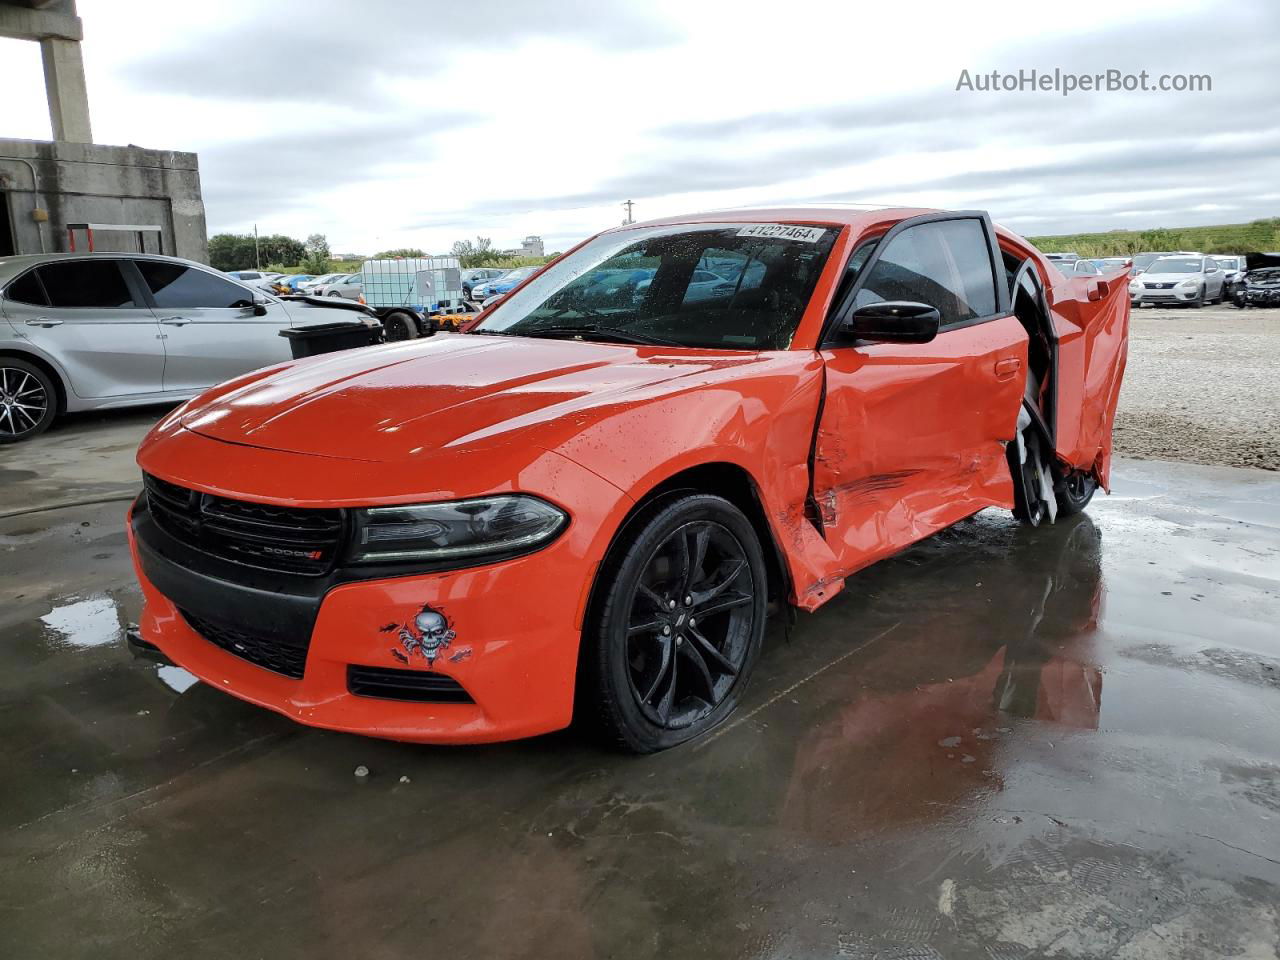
[37,260,136,308]
[855,219,997,325]
[138,262,255,309]
[5,270,49,306]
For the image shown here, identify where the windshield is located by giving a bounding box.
[1149,257,1201,274]
[473,222,837,349]
[1212,257,1238,268]
[501,267,536,282]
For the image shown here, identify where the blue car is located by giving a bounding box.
[472,266,538,301]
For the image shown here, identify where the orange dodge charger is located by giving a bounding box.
[129,207,1129,752]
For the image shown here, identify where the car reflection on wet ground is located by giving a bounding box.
[2,458,1277,959]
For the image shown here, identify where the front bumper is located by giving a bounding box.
[1238,286,1280,307]
[128,500,590,744]
[1131,284,1201,305]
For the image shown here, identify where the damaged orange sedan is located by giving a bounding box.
[129,207,1129,752]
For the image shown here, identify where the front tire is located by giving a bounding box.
[0,359,57,443]
[582,494,767,753]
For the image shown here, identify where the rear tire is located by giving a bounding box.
[0,358,57,443]
[581,494,767,753]
[1054,470,1097,516]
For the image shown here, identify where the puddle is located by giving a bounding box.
[157,664,199,694]
[39,594,123,649]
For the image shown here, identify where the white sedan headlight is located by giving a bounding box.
[1177,278,1199,288]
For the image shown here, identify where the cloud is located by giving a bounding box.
[121,0,678,103]
[199,116,468,226]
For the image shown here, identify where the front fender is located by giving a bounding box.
[550,353,844,610]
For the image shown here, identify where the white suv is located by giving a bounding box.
[0,252,373,442]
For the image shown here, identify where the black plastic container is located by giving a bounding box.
[279,321,382,358]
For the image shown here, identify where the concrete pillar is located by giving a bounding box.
[40,37,93,143]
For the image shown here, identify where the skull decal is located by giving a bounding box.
[383,603,456,666]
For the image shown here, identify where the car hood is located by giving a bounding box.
[179,332,760,463]
[1140,271,1198,282]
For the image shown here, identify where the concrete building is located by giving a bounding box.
[0,0,207,261]
[518,235,545,258]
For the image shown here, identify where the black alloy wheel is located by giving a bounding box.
[0,360,56,443]
[1054,469,1098,516]
[582,494,767,752]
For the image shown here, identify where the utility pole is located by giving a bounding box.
[254,223,260,269]
[622,200,634,225]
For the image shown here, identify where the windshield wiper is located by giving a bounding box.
[515,324,681,347]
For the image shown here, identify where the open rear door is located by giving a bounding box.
[1046,269,1130,489]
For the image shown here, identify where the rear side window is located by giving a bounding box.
[139,262,255,308]
[855,219,998,325]
[38,260,136,308]
[5,270,49,306]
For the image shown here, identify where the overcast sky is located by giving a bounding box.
[2,0,1277,254]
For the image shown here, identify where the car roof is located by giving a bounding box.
[0,250,213,283]
[609,204,937,234]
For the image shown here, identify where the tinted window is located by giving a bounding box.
[37,260,136,308]
[139,262,255,308]
[854,219,997,325]
[5,270,49,306]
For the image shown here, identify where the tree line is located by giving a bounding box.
[208,232,558,273]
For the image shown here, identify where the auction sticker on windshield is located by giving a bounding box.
[735,224,829,243]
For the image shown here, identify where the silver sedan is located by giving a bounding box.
[0,252,373,442]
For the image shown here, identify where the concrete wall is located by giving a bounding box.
[0,138,207,262]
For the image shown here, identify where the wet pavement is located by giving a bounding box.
[2,451,1278,959]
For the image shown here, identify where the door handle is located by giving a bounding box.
[25,318,63,328]
[159,317,191,326]
[994,357,1022,380]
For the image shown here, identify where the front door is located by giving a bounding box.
[130,260,295,392]
[813,215,1028,576]
[1,259,166,398]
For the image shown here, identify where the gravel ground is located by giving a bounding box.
[1113,302,1279,471]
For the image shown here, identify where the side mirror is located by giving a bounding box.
[843,301,940,344]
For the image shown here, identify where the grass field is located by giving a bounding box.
[1029,217,1280,257]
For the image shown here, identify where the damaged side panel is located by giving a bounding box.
[1048,270,1131,489]
[812,315,1028,580]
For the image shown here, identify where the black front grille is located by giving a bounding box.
[182,609,308,679]
[144,474,344,576]
[347,665,474,703]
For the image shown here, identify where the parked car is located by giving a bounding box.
[270,274,315,296]
[1129,251,1201,277]
[1056,259,1101,276]
[461,268,508,300]
[1043,252,1080,264]
[315,273,362,300]
[226,270,284,294]
[1233,252,1280,308]
[0,253,375,442]
[472,266,538,301]
[128,206,1129,751]
[298,273,349,294]
[1129,255,1226,307]
[1092,257,1132,272]
[1210,255,1247,297]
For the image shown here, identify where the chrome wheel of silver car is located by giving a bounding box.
[0,361,56,443]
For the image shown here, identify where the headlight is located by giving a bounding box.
[349,495,568,564]
[1177,279,1199,288]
